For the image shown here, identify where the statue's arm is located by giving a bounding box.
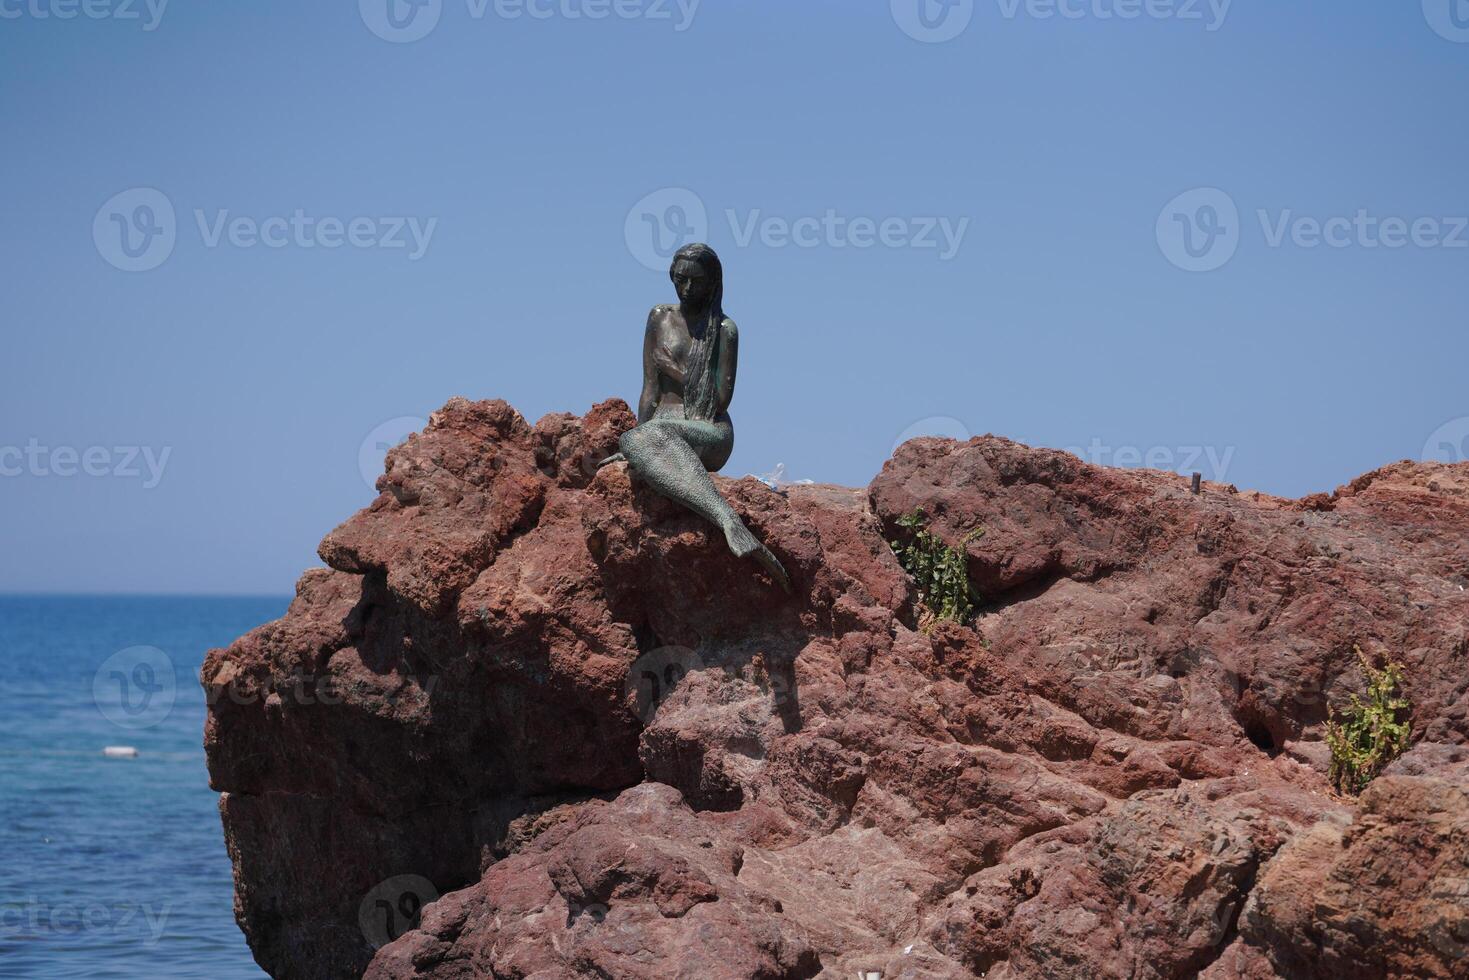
[637,309,660,423]
[716,318,739,413]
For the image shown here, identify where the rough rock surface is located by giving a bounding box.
[203,398,1469,979]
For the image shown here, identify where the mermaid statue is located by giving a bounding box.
[599,243,790,592]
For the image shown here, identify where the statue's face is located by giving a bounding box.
[670,259,710,305]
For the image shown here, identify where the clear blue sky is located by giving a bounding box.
[2,1,1465,594]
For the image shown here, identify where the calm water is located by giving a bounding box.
[0,595,289,979]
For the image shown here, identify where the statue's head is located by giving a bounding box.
[669,243,722,307]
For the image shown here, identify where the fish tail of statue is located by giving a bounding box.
[617,421,790,593]
[613,242,789,592]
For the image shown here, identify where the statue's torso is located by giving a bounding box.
[648,305,696,413]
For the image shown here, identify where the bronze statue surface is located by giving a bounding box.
[599,243,790,591]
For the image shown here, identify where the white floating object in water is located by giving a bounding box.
[103,746,139,758]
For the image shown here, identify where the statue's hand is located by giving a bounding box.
[653,345,685,384]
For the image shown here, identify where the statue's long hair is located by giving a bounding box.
[672,243,726,423]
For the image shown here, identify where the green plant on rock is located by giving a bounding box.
[1324,646,1412,795]
[889,511,984,628]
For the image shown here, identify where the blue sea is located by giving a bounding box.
[0,596,289,979]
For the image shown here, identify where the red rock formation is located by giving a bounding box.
[203,399,1469,979]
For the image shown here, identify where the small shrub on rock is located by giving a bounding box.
[1325,646,1412,795]
[889,511,984,628]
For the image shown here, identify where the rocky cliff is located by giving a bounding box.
[203,398,1469,979]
